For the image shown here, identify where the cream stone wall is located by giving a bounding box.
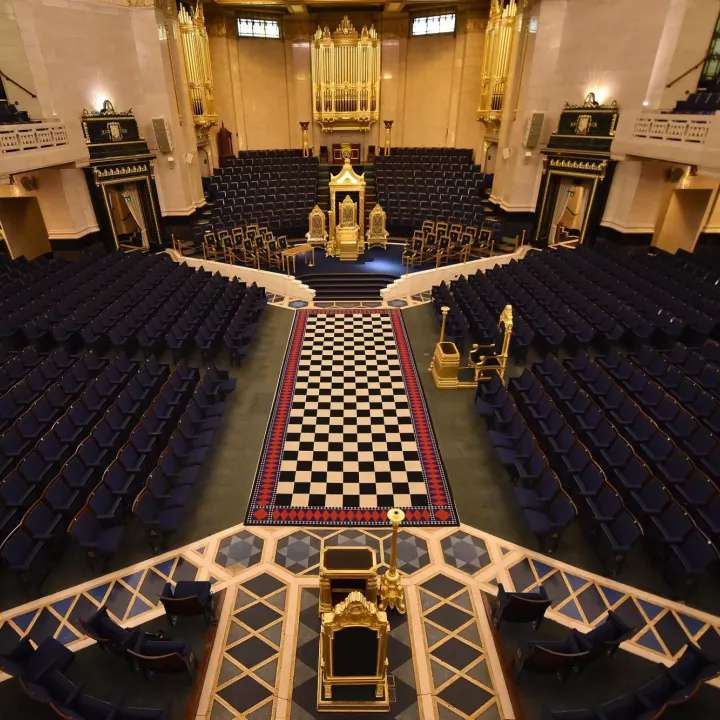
[6,0,204,244]
[208,11,486,160]
[0,0,42,118]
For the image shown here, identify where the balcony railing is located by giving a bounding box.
[632,115,712,143]
[612,111,720,170]
[0,122,70,154]
[0,120,88,178]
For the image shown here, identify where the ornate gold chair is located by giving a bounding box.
[241,238,259,269]
[366,204,388,249]
[318,592,390,712]
[421,219,436,234]
[422,231,439,264]
[306,204,328,248]
[327,209,337,256]
[217,230,230,262]
[469,305,513,383]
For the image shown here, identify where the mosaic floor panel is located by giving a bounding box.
[245,310,457,527]
[2,523,720,716]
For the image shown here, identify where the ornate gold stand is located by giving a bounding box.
[379,508,406,614]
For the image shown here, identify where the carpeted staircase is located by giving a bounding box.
[297,272,398,300]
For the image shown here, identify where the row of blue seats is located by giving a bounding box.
[69,362,202,567]
[662,339,720,371]
[225,284,267,366]
[593,243,719,337]
[476,378,577,554]
[164,274,232,362]
[80,258,178,353]
[1,635,170,719]
[546,643,720,719]
[0,353,111,484]
[577,245,717,345]
[540,355,719,597]
[137,268,213,356]
[493,260,595,352]
[0,254,69,304]
[447,276,502,347]
[465,272,534,357]
[105,263,196,354]
[0,357,163,592]
[0,345,45,395]
[132,368,236,550]
[7,252,143,350]
[194,279,247,362]
[0,256,76,320]
[530,250,674,349]
[634,249,720,316]
[52,254,166,350]
[592,350,720,475]
[551,248,698,348]
[517,254,624,351]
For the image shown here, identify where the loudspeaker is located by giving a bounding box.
[152,118,174,153]
[523,112,545,148]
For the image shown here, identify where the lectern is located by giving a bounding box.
[319,545,378,614]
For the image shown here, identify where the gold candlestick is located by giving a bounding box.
[379,508,406,614]
[429,306,450,372]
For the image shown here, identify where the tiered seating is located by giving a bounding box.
[546,644,720,719]
[476,376,577,554]
[205,149,318,238]
[0,633,177,717]
[375,148,486,232]
[0,101,31,124]
[548,353,719,596]
[224,284,268,366]
[131,367,235,550]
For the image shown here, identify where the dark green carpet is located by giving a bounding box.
[0,614,209,719]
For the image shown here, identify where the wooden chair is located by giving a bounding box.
[402,238,421,272]
[202,232,222,261]
[267,238,282,269]
[159,581,217,627]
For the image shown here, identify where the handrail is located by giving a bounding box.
[666,55,711,89]
[0,68,37,99]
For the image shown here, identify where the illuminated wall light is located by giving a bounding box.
[93,92,109,112]
[383,73,393,80]
[643,101,649,106]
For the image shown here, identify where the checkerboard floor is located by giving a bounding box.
[246,309,457,526]
[275,313,428,509]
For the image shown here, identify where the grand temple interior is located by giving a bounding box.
[2,0,720,718]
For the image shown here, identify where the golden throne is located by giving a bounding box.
[318,591,390,712]
[366,204,388,249]
[335,195,362,261]
[469,304,514,384]
[306,204,328,248]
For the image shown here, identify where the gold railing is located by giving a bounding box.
[178,1,217,139]
[311,16,380,132]
[477,0,518,130]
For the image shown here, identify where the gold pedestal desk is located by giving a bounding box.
[319,546,378,615]
[431,342,461,388]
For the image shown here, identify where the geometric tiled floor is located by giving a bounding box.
[3,522,720,717]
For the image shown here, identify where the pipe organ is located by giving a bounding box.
[477,0,519,130]
[178,1,217,139]
[311,16,381,132]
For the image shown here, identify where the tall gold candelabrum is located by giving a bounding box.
[379,508,406,614]
[300,122,311,157]
[429,306,450,372]
[383,120,393,156]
